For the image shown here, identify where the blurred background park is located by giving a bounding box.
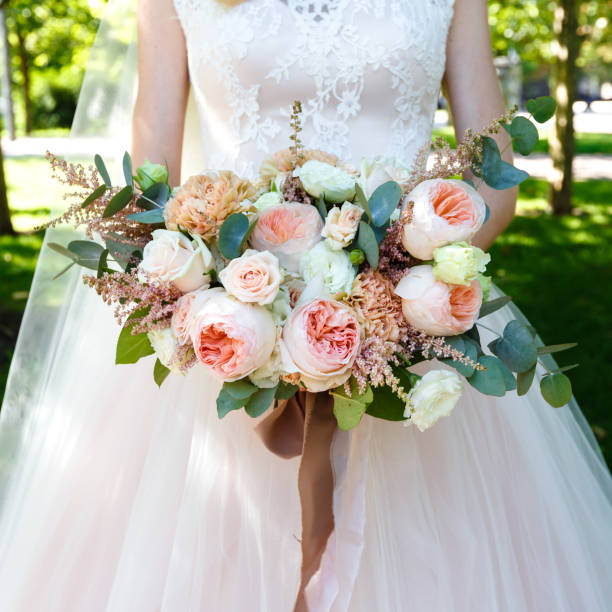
[0,1,610,462]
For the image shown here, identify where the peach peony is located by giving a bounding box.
[282,298,361,392]
[400,179,487,260]
[164,171,256,240]
[189,288,276,381]
[259,148,340,187]
[218,249,281,305]
[394,264,482,336]
[171,287,211,345]
[249,203,323,274]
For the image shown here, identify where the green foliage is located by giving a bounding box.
[153,359,171,387]
[507,116,539,155]
[81,185,107,209]
[137,183,171,210]
[468,355,507,397]
[115,310,155,365]
[441,335,478,378]
[355,221,379,269]
[368,181,402,227]
[244,387,276,418]
[331,380,373,430]
[517,365,536,396]
[474,137,529,190]
[275,381,299,400]
[526,96,557,124]
[488,320,538,373]
[94,155,112,188]
[218,213,252,260]
[540,373,573,408]
[479,295,513,319]
[103,186,134,218]
[216,379,277,419]
[366,367,416,421]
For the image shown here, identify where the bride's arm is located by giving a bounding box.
[132,0,189,186]
[443,0,517,250]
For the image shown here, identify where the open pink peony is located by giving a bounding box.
[189,288,276,381]
[283,298,361,392]
[400,179,487,260]
[394,264,482,336]
[250,203,323,274]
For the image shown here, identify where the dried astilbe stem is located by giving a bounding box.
[289,100,304,167]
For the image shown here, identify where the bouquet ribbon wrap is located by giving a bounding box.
[256,392,337,610]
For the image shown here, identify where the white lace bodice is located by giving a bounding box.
[173,0,455,177]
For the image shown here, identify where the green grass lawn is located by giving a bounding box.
[432,128,612,155]
[1,155,611,465]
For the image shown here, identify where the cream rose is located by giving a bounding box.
[139,229,214,293]
[189,288,276,381]
[358,156,410,199]
[432,242,490,286]
[321,201,363,250]
[219,249,281,305]
[401,179,487,260]
[147,327,185,374]
[293,160,356,203]
[249,203,324,275]
[404,369,463,431]
[282,298,361,392]
[394,264,482,336]
[302,241,356,296]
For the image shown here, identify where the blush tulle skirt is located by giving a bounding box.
[0,280,611,611]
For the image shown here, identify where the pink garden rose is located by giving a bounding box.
[282,298,361,392]
[189,288,276,381]
[394,264,482,336]
[400,179,487,260]
[249,203,323,274]
[138,229,213,293]
[171,288,211,345]
[219,249,281,305]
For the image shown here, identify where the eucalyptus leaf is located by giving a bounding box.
[517,365,536,396]
[218,213,250,260]
[245,386,277,418]
[442,335,477,377]
[540,373,572,408]
[354,182,372,220]
[488,161,529,190]
[316,195,327,220]
[68,240,106,271]
[365,367,415,421]
[103,186,134,218]
[123,151,133,186]
[478,295,512,319]
[48,242,79,262]
[492,356,517,391]
[552,363,579,374]
[97,248,109,279]
[223,379,258,401]
[356,221,379,268]
[510,116,539,155]
[478,137,502,185]
[484,203,491,224]
[526,96,556,123]
[106,235,143,270]
[536,342,578,355]
[127,208,165,224]
[81,184,107,209]
[137,182,170,210]
[217,388,244,419]
[52,261,76,281]
[94,154,112,187]
[490,320,538,373]
[368,181,402,227]
[468,355,506,397]
[154,359,171,387]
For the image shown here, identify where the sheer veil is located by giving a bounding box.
[0,0,205,500]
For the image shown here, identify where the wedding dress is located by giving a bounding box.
[1,0,612,610]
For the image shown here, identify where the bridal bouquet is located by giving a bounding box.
[46,98,576,431]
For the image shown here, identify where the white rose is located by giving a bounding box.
[321,201,363,250]
[432,242,491,286]
[148,327,187,374]
[139,229,214,293]
[253,191,282,212]
[404,369,463,432]
[358,156,410,199]
[219,249,282,305]
[267,285,292,324]
[302,241,356,296]
[293,160,356,203]
[248,333,284,388]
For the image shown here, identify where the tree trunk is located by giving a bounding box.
[0,7,15,140]
[548,0,579,215]
[0,140,13,235]
[16,28,31,135]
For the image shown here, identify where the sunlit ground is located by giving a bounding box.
[1,155,611,466]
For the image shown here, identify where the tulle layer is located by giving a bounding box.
[1,279,611,611]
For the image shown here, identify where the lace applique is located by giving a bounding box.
[173,0,455,171]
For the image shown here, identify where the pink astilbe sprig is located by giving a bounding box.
[39,152,153,247]
[83,268,182,334]
[377,208,418,285]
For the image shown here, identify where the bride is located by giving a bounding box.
[1,0,611,610]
